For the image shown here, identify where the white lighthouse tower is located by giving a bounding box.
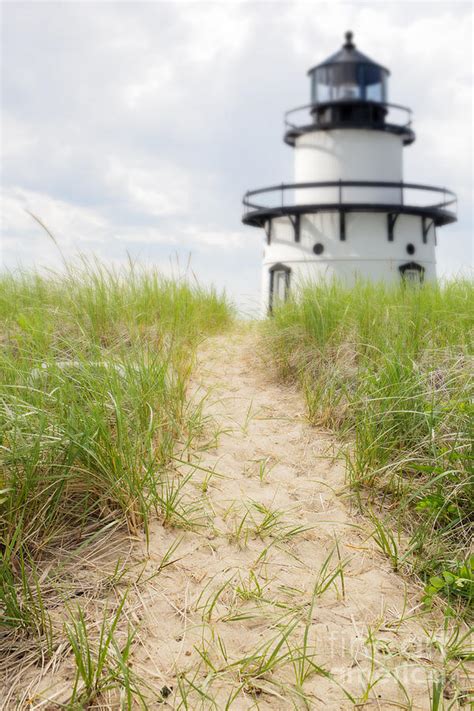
[242,32,457,313]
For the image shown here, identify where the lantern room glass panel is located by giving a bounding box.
[311,68,332,103]
[310,64,388,104]
[362,64,388,102]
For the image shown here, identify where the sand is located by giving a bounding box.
[130,330,470,709]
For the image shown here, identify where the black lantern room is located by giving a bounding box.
[307,31,391,127]
[309,32,388,103]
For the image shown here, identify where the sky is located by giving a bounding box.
[1,1,473,313]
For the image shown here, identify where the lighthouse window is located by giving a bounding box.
[313,243,324,255]
[274,271,287,303]
[269,264,291,312]
[406,243,415,256]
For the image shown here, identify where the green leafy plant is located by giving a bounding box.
[423,557,474,607]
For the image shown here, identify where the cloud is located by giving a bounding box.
[2,187,109,244]
[181,226,254,250]
[1,1,472,303]
[104,157,192,218]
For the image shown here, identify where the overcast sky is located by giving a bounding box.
[1,1,472,312]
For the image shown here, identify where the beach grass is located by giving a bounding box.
[264,279,473,616]
[0,259,233,705]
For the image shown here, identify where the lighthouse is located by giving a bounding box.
[242,32,457,313]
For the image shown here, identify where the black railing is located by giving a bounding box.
[242,180,457,226]
[284,101,413,133]
[243,180,457,212]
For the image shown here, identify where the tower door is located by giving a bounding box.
[399,261,425,285]
[269,264,291,312]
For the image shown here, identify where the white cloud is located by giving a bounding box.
[2,187,109,244]
[0,185,255,280]
[113,227,178,245]
[124,63,176,110]
[180,4,251,64]
[104,157,191,217]
[182,226,254,250]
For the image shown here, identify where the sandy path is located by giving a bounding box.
[132,330,467,710]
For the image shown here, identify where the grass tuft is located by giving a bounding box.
[0,259,233,703]
[264,279,473,617]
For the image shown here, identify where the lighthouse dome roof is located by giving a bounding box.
[308,32,390,77]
